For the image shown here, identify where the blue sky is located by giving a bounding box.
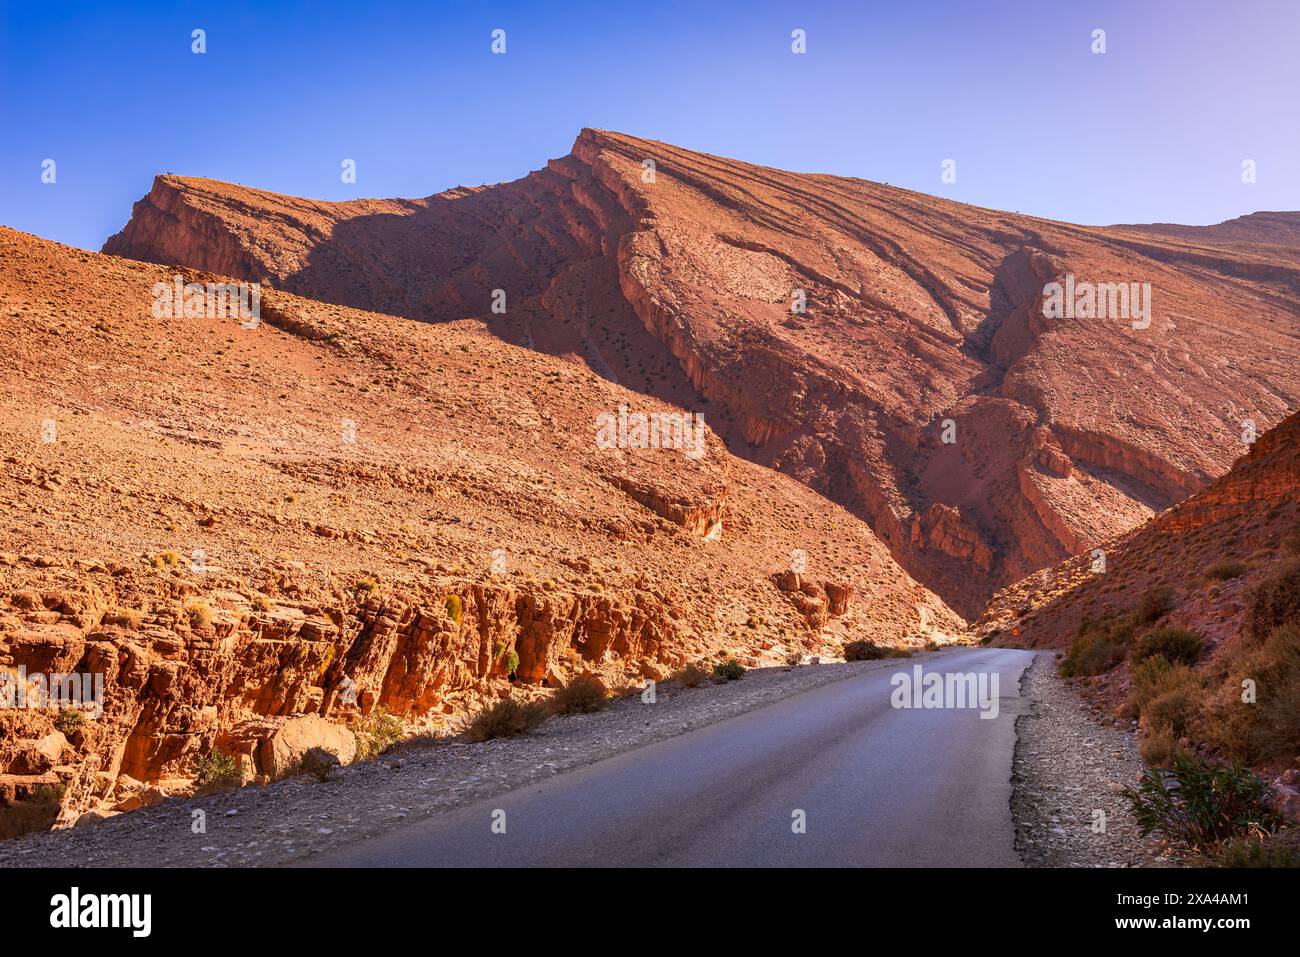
[3,0,1298,250]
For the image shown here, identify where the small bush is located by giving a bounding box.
[194,749,243,791]
[672,663,710,687]
[1138,724,1181,765]
[842,639,910,661]
[784,651,803,667]
[184,599,212,631]
[1247,557,1300,637]
[151,550,181,569]
[550,674,609,715]
[1205,622,1300,763]
[1131,627,1204,667]
[444,594,463,625]
[355,578,376,593]
[1210,833,1300,868]
[250,594,273,612]
[713,659,746,681]
[1205,560,1248,582]
[351,709,404,761]
[0,783,64,841]
[465,697,549,742]
[1061,616,1135,677]
[103,607,142,629]
[54,708,85,735]
[1121,752,1280,851]
[1137,585,1176,624]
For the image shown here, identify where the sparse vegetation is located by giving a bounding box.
[1136,585,1176,625]
[355,578,376,593]
[1060,615,1135,677]
[1246,557,1300,637]
[151,550,181,569]
[784,650,803,667]
[351,708,404,761]
[1131,627,1204,667]
[250,594,274,612]
[1121,753,1280,852]
[1209,833,1300,868]
[1205,560,1248,582]
[54,707,85,735]
[0,783,65,841]
[464,696,549,742]
[1204,622,1300,764]
[713,659,746,681]
[184,599,213,631]
[842,639,911,661]
[194,749,243,791]
[103,607,142,629]
[672,663,710,687]
[550,674,609,715]
[444,594,463,625]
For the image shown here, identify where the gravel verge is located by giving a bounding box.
[0,652,945,867]
[1012,653,1181,867]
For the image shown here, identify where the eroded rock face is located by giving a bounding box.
[0,226,959,831]
[103,130,1300,615]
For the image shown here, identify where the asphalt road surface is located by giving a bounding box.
[306,647,1037,867]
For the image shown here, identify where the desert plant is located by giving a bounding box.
[54,707,85,735]
[351,709,404,761]
[444,594,463,625]
[0,783,65,841]
[355,578,376,593]
[1247,557,1300,637]
[194,749,243,791]
[151,550,181,569]
[1209,833,1300,867]
[672,663,710,687]
[713,659,746,681]
[550,674,609,715]
[1121,752,1280,851]
[1060,616,1135,677]
[1137,585,1176,624]
[1131,626,1204,667]
[183,599,213,631]
[1205,622,1300,763]
[464,697,549,742]
[103,607,142,629]
[784,651,803,667]
[250,594,274,612]
[1138,724,1181,765]
[1205,560,1248,581]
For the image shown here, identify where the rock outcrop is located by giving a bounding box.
[104,130,1300,616]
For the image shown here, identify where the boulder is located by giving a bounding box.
[258,715,356,779]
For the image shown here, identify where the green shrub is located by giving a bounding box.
[713,659,746,680]
[465,697,549,742]
[1131,627,1204,667]
[194,749,243,791]
[444,594,463,625]
[351,709,404,761]
[550,674,609,715]
[842,639,910,661]
[1060,616,1135,677]
[1137,585,1176,624]
[54,708,85,735]
[1247,557,1300,637]
[1205,560,1248,581]
[1121,752,1280,851]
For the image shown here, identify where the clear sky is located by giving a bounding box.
[3,0,1298,251]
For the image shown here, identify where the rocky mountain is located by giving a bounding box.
[104,130,1300,617]
[0,226,958,830]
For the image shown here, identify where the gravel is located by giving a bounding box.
[1011,652,1180,867]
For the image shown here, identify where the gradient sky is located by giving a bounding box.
[3,0,1298,251]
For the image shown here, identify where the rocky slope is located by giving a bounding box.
[0,227,959,832]
[104,130,1300,617]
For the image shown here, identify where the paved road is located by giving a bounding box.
[307,648,1037,867]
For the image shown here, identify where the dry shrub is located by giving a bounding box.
[550,674,609,715]
[1203,622,1300,764]
[672,663,710,688]
[465,697,549,742]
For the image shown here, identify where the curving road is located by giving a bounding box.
[305,648,1037,867]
